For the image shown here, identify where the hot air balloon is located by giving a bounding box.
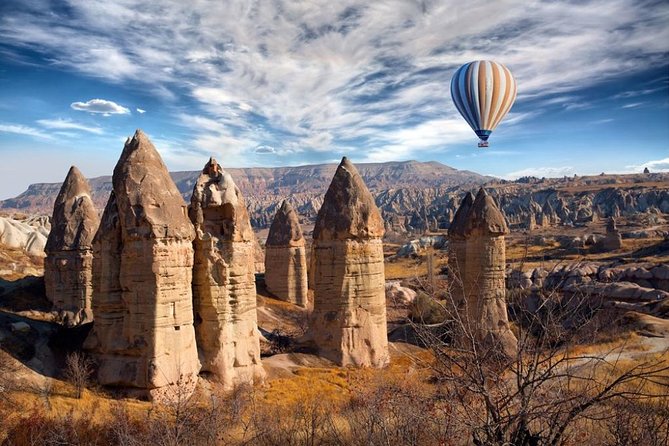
[450,60,517,148]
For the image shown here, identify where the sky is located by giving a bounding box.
[0,0,668,199]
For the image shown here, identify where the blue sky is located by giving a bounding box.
[0,0,668,199]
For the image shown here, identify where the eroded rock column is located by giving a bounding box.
[462,188,517,358]
[44,166,100,326]
[190,158,264,388]
[447,192,474,309]
[85,130,199,398]
[264,200,308,307]
[309,157,389,367]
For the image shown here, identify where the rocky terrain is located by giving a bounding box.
[2,165,667,237]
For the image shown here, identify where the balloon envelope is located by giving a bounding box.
[450,60,517,142]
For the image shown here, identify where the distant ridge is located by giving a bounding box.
[0,160,490,214]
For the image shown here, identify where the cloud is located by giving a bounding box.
[0,0,668,164]
[136,108,146,114]
[254,145,275,154]
[36,118,104,134]
[70,99,130,115]
[626,157,669,173]
[504,166,576,180]
[0,122,52,139]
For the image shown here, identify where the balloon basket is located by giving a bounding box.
[478,141,489,148]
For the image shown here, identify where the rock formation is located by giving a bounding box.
[85,130,199,399]
[448,192,474,308]
[309,157,389,367]
[461,188,517,358]
[596,217,623,251]
[264,200,308,307]
[189,157,264,388]
[0,216,48,257]
[44,166,100,325]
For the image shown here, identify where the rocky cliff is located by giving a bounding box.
[3,167,668,236]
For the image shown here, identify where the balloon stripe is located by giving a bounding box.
[452,66,474,130]
[493,64,516,130]
[482,61,494,129]
[487,62,503,129]
[452,65,477,131]
[460,63,478,128]
[478,62,487,129]
[469,61,481,129]
[489,62,508,130]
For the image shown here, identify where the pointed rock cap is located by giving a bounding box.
[266,200,304,247]
[313,157,384,241]
[448,192,474,238]
[464,188,508,236]
[45,165,100,252]
[112,129,194,240]
[189,157,254,242]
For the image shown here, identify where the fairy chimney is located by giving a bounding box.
[462,188,517,358]
[264,200,309,307]
[44,166,100,326]
[309,157,389,367]
[189,157,265,388]
[84,130,200,399]
[448,192,474,308]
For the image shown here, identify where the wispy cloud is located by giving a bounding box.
[0,122,52,139]
[36,118,104,134]
[504,166,576,180]
[136,108,146,114]
[626,157,669,173]
[71,99,130,115]
[0,0,667,164]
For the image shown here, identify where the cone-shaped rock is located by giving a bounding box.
[85,130,199,399]
[461,188,517,358]
[265,200,308,307]
[309,157,389,367]
[189,157,264,388]
[447,192,474,308]
[44,166,100,325]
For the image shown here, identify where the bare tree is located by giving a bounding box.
[63,351,93,399]
[410,266,669,446]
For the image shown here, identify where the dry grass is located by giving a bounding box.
[385,254,447,280]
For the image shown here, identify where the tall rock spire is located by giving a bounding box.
[447,191,474,308]
[44,165,100,325]
[461,188,517,358]
[189,157,264,388]
[85,130,200,400]
[265,200,308,307]
[309,157,389,367]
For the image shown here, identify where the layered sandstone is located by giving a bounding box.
[447,192,474,308]
[309,157,389,367]
[189,158,264,388]
[264,200,308,307]
[44,166,100,325]
[462,188,517,358]
[85,130,199,398]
